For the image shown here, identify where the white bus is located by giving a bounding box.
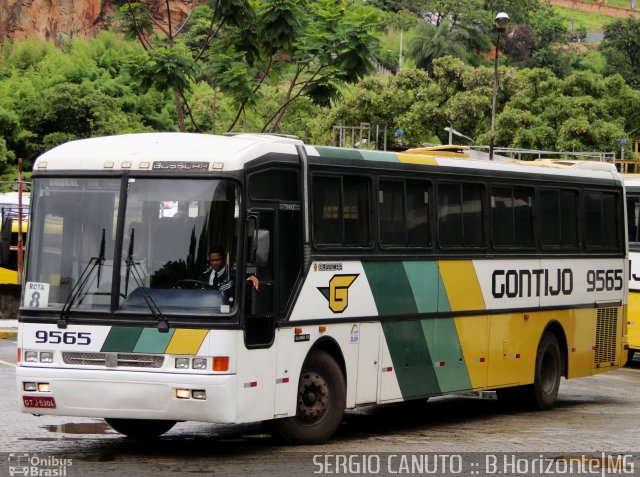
[17,133,627,443]
[625,176,640,365]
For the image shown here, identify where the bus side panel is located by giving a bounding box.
[268,324,358,418]
[564,308,597,378]
[486,313,534,388]
[274,327,294,416]
[235,335,278,423]
[453,315,488,390]
[629,292,640,353]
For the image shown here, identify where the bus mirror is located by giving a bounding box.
[0,216,12,264]
[254,229,270,267]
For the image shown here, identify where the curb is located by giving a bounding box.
[0,330,17,340]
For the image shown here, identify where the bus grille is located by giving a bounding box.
[594,307,618,366]
[62,352,164,368]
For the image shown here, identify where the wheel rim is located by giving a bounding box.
[297,371,329,424]
[540,349,558,394]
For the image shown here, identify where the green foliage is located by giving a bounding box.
[1,1,639,179]
[328,56,638,153]
[601,17,640,88]
[130,46,198,94]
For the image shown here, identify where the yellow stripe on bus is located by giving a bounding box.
[454,315,488,390]
[165,329,208,355]
[439,260,486,312]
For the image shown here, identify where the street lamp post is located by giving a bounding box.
[489,12,510,161]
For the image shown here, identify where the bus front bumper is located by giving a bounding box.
[16,366,238,423]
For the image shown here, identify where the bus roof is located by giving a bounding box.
[34,133,621,183]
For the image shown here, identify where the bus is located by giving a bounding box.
[0,192,29,285]
[16,133,628,443]
[625,176,640,365]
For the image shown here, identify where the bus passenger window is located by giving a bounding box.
[312,175,370,247]
[584,190,620,249]
[379,180,405,245]
[540,189,578,248]
[491,186,533,248]
[627,197,640,244]
[379,180,430,247]
[438,182,484,248]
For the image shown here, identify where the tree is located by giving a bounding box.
[409,21,466,71]
[601,17,640,88]
[258,0,381,132]
[115,0,256,131]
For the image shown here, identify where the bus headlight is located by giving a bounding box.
[39,352,54,363]
[192,358,207,370]
[175,358,190,369]
[24,351,38,363]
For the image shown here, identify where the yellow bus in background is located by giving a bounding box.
[0,192,29,285]
[625,177,640,365]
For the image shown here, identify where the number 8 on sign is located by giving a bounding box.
[23,282,50,308]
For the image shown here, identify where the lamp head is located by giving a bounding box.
[495,12,510,31]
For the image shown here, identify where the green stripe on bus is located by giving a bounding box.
[437,266,451,312]
[133,328,176,353]
[421,318,472,393]
[403,261,439,313]
[314,146,364,160]
[382,320,440,398]
[363,262,418,315]
[359,150,400,162]
[101,327,144,352]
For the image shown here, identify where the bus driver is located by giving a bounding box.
[201,245,259,294]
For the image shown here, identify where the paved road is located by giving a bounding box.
[0,338,639,476]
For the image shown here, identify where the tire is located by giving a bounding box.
[105,418,176,439]
[498,332,562,411]
[530,331,563,410]
[265,350,346,444]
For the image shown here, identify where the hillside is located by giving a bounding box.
[0,0,201,43]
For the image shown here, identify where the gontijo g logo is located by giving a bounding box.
[317,274,359,313]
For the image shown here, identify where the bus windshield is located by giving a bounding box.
[24,177,240,316]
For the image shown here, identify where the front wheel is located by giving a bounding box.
[265,350,346,444]
[105,418,176,439]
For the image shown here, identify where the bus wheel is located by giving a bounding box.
[105,418,176,439]
[530,332,562,410]
[266,350,346,444]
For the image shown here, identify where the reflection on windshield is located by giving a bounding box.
[24,177,240,316]
[25,178,119,310]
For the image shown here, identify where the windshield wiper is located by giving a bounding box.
[58,229,106,329]
[124,227,170,333]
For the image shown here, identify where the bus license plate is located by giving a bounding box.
[23,396,56,409]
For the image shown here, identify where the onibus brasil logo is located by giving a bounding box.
[317,274,359,313]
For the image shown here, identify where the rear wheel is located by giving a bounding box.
[265,350,346,444]
[105,418,176,439]
[531,332,562,410]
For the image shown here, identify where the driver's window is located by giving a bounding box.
[119,178,239,315]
